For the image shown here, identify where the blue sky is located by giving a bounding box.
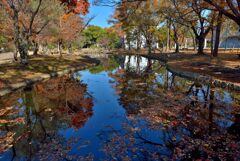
[88,0,115,28]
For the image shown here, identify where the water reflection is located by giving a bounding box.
[109,55,240,160]
[0,76,93,160]
[0,55,239,160]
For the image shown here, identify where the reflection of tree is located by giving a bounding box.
[0,106,24,156]
[109,55,240,160]
[118,81,239,160]
[147,84,240,160]
[111,56,189,116]
[35,75,94,129]
[99,121,168,160]
[0,75,94,160]
[111,57,158,115]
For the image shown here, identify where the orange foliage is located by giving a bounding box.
[60,0,90,15]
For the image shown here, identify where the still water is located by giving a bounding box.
[0,55,239,161]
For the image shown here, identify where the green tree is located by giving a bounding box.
[82,25,105,47]
[98,28,121,49]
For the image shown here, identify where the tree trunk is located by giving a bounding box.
[58,40,62,56]
[13,9,20,62]
[128,40,131,50]
[137,33,141,50]
[147,39,152,54]
[213,13,223,57]
[33,41,39,55]
[190,31,196,51]
[175,43,179,53]
[210,28,214,55]
[197,36,205,54]
[68,44,72,54]
[148,45,152,54]
[167,20,171,52]
[18,41,29,64]
[14,48,18,61]
[173,24,179,53]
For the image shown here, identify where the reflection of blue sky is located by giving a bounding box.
[88,0,115,28]
[59,70,126,158]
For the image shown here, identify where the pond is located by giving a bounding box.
[0,55,239,161]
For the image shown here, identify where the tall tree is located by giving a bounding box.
[113,1,162,54]
[168,0,216,54]
[203,0,240,27]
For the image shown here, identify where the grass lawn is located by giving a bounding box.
[0,54,98,91]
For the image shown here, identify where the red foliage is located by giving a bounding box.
[79,97,94,110]
[35,76,94,129]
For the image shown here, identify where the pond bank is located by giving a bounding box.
[84,52,240,92]
[167,65,240,91]
[0,54,239,160]
[0,55,99,97]
[141,53,240,92]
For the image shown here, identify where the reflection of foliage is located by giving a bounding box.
[35,75,94,129]
[110,58,160,115]
[0,107,24,125]
[36,133,94,161]
[0,106,25,153]
[0,132,15,153]
[132,87,239,160]
[0,55,239,160]
[100,122,166,161]
[109,56,240,160]
[0,75,94,160]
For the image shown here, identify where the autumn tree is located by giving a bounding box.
[167,0,217,54]
[154,25,170,50]
[0,7,11,52]
[203,0,240,28]
[113,1,162,54]
[1,0,62,63]
[1,0,89,64]
[37,14,85,55]
[201,0,240,56]
[110,3,138,50]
